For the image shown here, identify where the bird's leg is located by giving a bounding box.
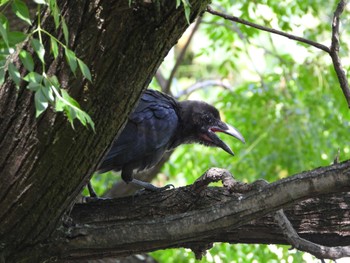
[122,167,174,193]
[87,181,98,197]
[84,181,109,202]
[130,178,174,192]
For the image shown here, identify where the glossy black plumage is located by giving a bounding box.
[96,89,245,191]
[98,90,179,183]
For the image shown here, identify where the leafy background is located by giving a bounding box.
[149,0,350,262]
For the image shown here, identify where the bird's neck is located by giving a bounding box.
[170,101,198,148]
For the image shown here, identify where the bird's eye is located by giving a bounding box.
[202,114,211,122]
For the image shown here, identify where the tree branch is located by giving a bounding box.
[206,6,330,53]
[330,0,350,108]
[175,79,233,99]
[23,160,350,262]
[164,17,202,94]
[275,209,350,260]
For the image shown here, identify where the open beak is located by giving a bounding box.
[207,121,245,155]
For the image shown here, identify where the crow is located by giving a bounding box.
[89,89,245,196]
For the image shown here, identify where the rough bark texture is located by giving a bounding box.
[0,1,210,262]
[10,160,350,262]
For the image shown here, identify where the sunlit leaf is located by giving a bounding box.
[11,0,32,25]
[0,67,4,85]
[77,58,91,81]
[23,71,43,83]
[0,17,9,47]
[50,37,58,59]
[19,50,34,71]
[61,17,69,44]
[0,0,11,6]
[48,0,60,29]
[34,85,49,117]
[8,62,21,86]
[31,38,45,64]
[64,47,77,73]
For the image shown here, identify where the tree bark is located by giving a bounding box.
[10,160,350,262]
[0,1,210,262]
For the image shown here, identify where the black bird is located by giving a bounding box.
[93,89,245,193]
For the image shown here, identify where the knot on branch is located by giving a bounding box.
[186,242,214,260]
[192,167,269,194]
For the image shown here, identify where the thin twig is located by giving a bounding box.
[155,69,168,94]
[330,0,350,108]
[164,17,202,94]
[176,79,233,98]
[275,209,350,260]
[206,6,330,53]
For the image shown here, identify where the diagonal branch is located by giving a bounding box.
[206,6,330,53]
[275,209,350,260]
[164,17,202,94]
[175,79,233,98]
[330,0,350,107]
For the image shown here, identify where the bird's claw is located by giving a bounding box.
[156,183,175,191]
[133,183,175,198]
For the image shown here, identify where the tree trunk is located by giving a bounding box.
[0,1,210,262]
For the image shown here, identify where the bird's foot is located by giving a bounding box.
[131,179,174,196]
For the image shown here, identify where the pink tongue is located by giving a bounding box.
[210,127,222,133]
[200,134,213,142]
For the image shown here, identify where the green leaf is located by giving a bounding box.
[0,68,4,85]
[42,79,54,102]
[8,31,27,45]
[31,38,45,64]
[0,0,11,6]
[26,81,41,91]
[49,0,60,29]
[184,5,190,24]
[0,13,9,30]
[77,58,91,81]
[12,0,32,25]
[19,50,34,71]
[54,88,95,131]
[0,17,9,47]
[34,85,49,117]
[23,71,43,83]
[65,47,77,73]
[47,74,60,88]
[8,63,21,86]
[181,0,191,24]
[50,37,58,59]
[61,17,69,44]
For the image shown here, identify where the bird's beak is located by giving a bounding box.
[207,121,245,156]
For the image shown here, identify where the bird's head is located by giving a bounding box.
[179,100,245,155]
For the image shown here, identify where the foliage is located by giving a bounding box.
[0,0,94,130]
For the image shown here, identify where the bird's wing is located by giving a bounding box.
[98,90,179,173]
